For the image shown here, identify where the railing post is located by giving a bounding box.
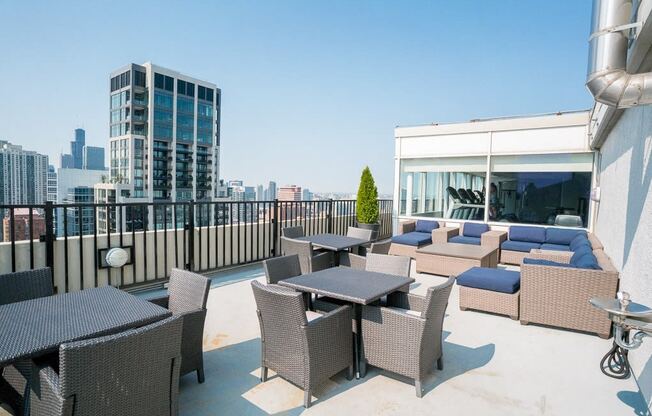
[44,201,56,291]
[272,199,279,257]
[327,199,333,234]
[187,200,195,271]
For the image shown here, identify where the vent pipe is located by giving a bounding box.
[586,0,652,108]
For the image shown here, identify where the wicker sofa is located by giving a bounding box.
[436,222,507,251]
[519,236,619,338]
[500,226,588,265]
[389,220,443,258]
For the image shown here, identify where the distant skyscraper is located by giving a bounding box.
[60,153,74,169]
[302,188,313,201]
[56,168,109,236]
[0,140,48,205]
[71,128,85,168]
[277,185,302,201]
[47,165,58,202]
[83,146,105,170]
[267,181,277,200]
[256,184,264,200]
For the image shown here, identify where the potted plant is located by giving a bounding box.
[356,166,380,240]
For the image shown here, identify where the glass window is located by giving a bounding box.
[154,124,172,140]
[177,96,194,113]
[197,130,212,144]
[135,70,146,87]
[489,154,593,226]
[177,113,194,129]
[164,75,173,91]
[154,92,173,109]
[401,157,487,220]
[176,127,193,141]
[154,109,173,123]
[197,118,212,130]
[198,103,212,118]
[155,73,164,89]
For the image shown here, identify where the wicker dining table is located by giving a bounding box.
[296,234,369,265]
[279,266,414,378]
[0,286,171,367]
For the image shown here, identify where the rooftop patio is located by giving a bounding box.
[158,262,645,415]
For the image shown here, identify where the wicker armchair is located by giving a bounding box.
[361,276,455,397]
[369,240,391,254]
[263,254,302,284]
[251,281,353,408]
[280,237,333,274]
[28,316,183,416]
[346,226,373,241]
[149,268,211,383]
[0,268,54,416]
[282,226,304,238]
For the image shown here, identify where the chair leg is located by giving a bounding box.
[197,367,205,384]
[304,389,311,408]
[415,380,423,398]
[346,364,354,380]
[261,367,268,382]
[437,357,443,370]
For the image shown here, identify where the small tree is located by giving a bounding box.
[356,166,379,224]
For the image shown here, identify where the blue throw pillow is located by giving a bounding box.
[415,220,439,233]
[522,258,569,267]
[569,234,592,251]
[571,252,602,270]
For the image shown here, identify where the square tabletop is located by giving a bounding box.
[297,233,369,251]
[0,286,171,366]
[278,266,415,304]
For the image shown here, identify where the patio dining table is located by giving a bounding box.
[296,233,369,265]
[0,285,170,367]
[279,266,414,378]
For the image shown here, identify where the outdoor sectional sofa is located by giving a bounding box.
[500,225,588,265]
[439,222,507,251]
[519,233,619,338]
[389,220,442,258]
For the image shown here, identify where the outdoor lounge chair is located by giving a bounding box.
[263,254,302,284]
[149,268,211,383]
[389,220,442,258]
[0,268,54,416]
[28,316,183,416]
[251,281,353,408]
[436,222,507,249]
[360,276,455,397]
[280,237,333,274]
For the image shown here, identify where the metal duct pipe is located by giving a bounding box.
[586,0,652,108]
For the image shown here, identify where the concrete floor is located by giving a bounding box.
[177,263,647,416]
[1,263,645,416]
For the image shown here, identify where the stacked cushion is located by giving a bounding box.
[456,267,521,294]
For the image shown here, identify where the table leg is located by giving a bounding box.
[334,250,341,266]
[353,303,367,378]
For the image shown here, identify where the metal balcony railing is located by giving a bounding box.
[0,199,393,294]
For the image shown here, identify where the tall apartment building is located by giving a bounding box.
[0,140,48,206]
[100,63,221,205]
[267,181,277,200]
[47,165,58,202]
[277,185,302,201]
[56,168,108,237]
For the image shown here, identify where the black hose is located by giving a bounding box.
[600,330,631,379]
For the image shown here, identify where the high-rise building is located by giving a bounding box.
[256,184,264,200]
[71,128,85,168]
[83,146,105,170]
[56,168,109,237]
[267,181,277,200]
[47,165,58,202]
[277,185,302,201]
[0,140,48,206]
[302,188,313,201]
[102,63,221,205]
[2,208,46,242]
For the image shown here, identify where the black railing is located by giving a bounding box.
[0,199,393,293]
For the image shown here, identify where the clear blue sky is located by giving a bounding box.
[0,0,593,194]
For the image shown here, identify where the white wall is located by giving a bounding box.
[594,104,652,410]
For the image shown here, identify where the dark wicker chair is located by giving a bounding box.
[149,268,210,383]
[361,276,455,397]
[280,237,333,274]
[263,254,302,284]
[251,281,353,408]
[0,268,54,416]
[28,316,183,416]
[281,226,304,238]
[369,240,391,254]
[346,226,373,241]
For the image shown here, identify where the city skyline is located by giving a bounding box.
[0,1,593,194]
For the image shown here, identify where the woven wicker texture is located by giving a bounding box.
[346,226,373,241]
[263,255,302,284]
[361,276,455,397]
[500,250,529,265]
[527,249,573,264]
[251,281,352,408]
[338,252,366,270]
[0,286,170,367]
[415,245,498,276]
[282,226,304,238]
[459,286,519,319]
[29,316,183,416]
[0,268,53,306]
[432,227,458,243]
[369,240,391,254]
[280,237,333,274]
[297,234,368,251]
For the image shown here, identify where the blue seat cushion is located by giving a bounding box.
[456,267,521,294]
[501,240,541,252]
[570,246,593,263]
[509,226,546,243]
[449,235,481,245]
[540,243,571,252]
[546,228,587,245]
[415,220,439,233]
[570,249,602,270]
[570,234,592,251]
[463,223,489,238]
[523,258,568,267]
[391,232,431,247]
